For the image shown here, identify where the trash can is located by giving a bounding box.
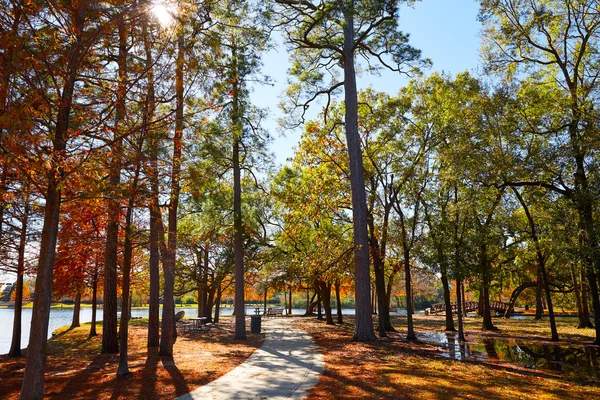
[250,314,261,333]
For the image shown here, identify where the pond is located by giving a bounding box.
[416,331,600,382]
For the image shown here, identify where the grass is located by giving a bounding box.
[296,314,600,400]
[0,316,263,400]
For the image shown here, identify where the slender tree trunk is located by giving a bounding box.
[70,292,81,330]
[335,280,343,324]
[288,286,292,315]
[9,199,28,357]
[440,264,455,331]
[571,263,585,327]
[20,5,86,395]
[315,286,322,320]
[200,245,209,318]
[143,13,160,349]
[318,280,334,325]
[89,267,98,338]
[581,267,592,328]
[231,41,247,341]
[159,31,185,356]
[342,8,376,342]
[461,281,467,317]
[456,277,466,342]
[118,153,141,376]
[102,10,129,355]
[480,246,496,331]
[535,265,544,320]
[214,282,222,323]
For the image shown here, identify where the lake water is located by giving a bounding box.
[0,306,366,355]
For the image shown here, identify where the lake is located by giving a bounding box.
[0,306,367,355]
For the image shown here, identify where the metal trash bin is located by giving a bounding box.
[250,314,261,333]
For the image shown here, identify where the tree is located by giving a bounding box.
[274,0,427,341]
[17,2,103,397]
[480,0,600,344]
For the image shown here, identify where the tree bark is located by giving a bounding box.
[456,277,466,342]
[89,266,98,338]
[480,244,496,331]
[335,279,343,324]
[231,40,247,341]
[440,265,455,331]
[342,7,376,342]
[118,151,141,376]
[535,265,544,320]
[20,4,86,395]
[318,280,334,325]
[504,281,536,318]
[160,31,185,356]
[102,8,129,355]
[70,292,81,330]
[9,199,28,357]
[143,10,160,349]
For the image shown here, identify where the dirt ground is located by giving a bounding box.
[297,314,600,400]
[0,317,263,400]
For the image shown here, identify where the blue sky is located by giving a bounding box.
[252,0,483,166]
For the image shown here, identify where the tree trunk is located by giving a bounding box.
[143,12,160,349]
[571,263,585,327]
[160,31,185,356]
[504,281,536,318]
[440,265,455,331]
[535,265,544,320]
[214,282,222,323]
[20,4,86,394]
[480,245,496,331]
[118,155,141,376]
[368,207,392,336]
[70,292,81,330]
[580,267,593,328]
[335,280,343,324]
[102,9,129,355]
[89,266,98,338]
[461,281,467,317]
[9,199,28,357]
[259,286,265,314]
[456,277,466,342]
[342,8,376,342]
[316,287,323,320]
[318,280,334,325]
[231,40,247,341]
[289,286,292,315]
[200,245,210,318]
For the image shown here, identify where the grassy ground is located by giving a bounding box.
[0,316,263,400]
[297,314,600,400]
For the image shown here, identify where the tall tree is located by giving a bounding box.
[481,0,600,344]
[18,1,100,397]
[275,0,427,341]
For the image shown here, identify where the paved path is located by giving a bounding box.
[176,317,324,400]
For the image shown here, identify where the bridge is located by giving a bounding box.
[427,300,511,315]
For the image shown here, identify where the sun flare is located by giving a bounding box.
[151,2,176,27]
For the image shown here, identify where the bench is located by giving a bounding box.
[264,307,284,318]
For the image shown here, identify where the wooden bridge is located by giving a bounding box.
[427,300,511,315]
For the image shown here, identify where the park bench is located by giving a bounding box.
[264,307,284,318]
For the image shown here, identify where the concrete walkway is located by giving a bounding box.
[176,317,324,400]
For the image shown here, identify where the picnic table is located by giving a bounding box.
[186,317,210,332]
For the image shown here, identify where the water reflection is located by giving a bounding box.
[416,331,600,380]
